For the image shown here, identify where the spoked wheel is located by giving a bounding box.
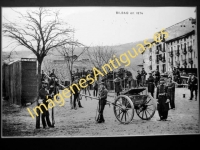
[113,95,134,124]
[135,95,156,120]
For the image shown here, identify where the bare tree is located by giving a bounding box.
[2,7,75,127]
[87,46,116,72]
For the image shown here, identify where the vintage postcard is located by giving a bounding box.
[1,7,199,137]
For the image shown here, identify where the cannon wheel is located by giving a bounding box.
[135,95,156,120]
[113,95,134,124]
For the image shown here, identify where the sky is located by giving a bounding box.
[2,7,196,51]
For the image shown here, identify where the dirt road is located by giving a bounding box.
[2,88,199,137]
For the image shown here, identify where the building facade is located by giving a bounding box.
[143,17,197,78]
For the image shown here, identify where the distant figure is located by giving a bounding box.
[154,68,160,87]
[172,67,180,83]
[114,73,122,96]
[147,72,155,97]
[188,73,198,101]
[136,70,142,87]
[50,69,57,78]
[72,76,83,109]
[93,80,98,97]
[41,70,45,82]
[156,78,170,121]
[166,76,175,109]
[141,68,147,86]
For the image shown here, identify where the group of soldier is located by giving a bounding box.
[37,66,198,128]
[36,69,59,129]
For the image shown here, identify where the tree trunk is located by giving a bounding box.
[36,58,43,128]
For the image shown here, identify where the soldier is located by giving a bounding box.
[39,80,54,129]
[114,73,122,96]
[141,68,147,87]
[41,70,45,82]
[136,70,142,87]
[156,78,170,121]
[96,81,108,123]
[72,76,83,109]
[188,73,198,101]
[50,69,57,78]
[93,80,98,97]
[48,73,59,127]
[166,76,175,109]
[154,68,160,87]
[147,72,155,97]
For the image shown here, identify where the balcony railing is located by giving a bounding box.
[175,50,180,56]
[182,49,187,55]
[188,46,193,53]
[162,56,166,63]
[188,58,193,64]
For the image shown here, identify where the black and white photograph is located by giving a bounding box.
[1,7,199,137]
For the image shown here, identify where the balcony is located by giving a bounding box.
[188,46,193,53]
[169,51,173,57]
[159,54,162,61]
[175,50,180,56]
[162,56,166,63]
[182,59,187,66]
[188,58,193,64]
[149,56,152,61]
[182,49,187,55]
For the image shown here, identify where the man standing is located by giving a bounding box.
[39,81,54,129]
[141,68,147,87]
[136,70,142,87]
[96,81,108,123]
[147,72,155,97]
[188,73,198,101]
[166,76,176,109]
[156,78,170,121]
[154,68,160,87]
[114,73,122,96]
[72,76,83,109]
[93,80,98,97]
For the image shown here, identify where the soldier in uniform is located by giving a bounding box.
[166,76,175,109]
[188,73,198,101]
[136,70,142,87]
[113,73,122,96]
[96,81,108,123]
[93,80,98,97]
[41,70,45,82]
[156,78,170,121]
[154,68,160,87]
[48,73,59,127]
[39,81,54,129]
[147,72,155,97]
[141,68,147,87]
[72,76,83,109]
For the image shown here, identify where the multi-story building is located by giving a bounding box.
[142,17,197,78]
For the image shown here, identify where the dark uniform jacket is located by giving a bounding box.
[166,82,175,94]
[188,77,198,90]
[154,71,160,80]
[156,84,169,112]
[39,88,49,105]
[99,87,108,100]
[114,77,122,92]
[141,70,147,76]
[48,78,59,95]
[147,75,155,93]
